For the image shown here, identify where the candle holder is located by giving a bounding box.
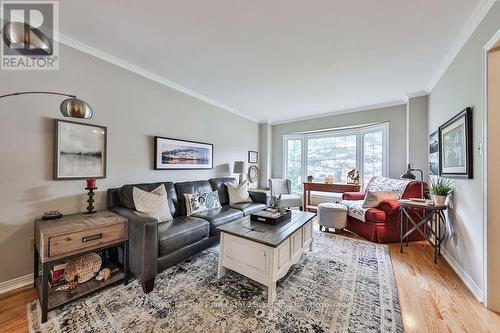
[84,187,97,214]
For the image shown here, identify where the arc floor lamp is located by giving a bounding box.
[1,21,94,118]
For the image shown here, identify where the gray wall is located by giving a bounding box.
[271,104,408,182]
[407,95,429,180]
[0,45,258,283]
[258,123,272,188]
[428,2,500,297]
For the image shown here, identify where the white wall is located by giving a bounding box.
[0,45,258,283]
[428,2,500,299]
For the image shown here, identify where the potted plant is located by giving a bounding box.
[429,177,454,205]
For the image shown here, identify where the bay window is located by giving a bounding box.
[283,123,389,192]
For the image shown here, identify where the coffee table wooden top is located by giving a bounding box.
[217,210,316,248]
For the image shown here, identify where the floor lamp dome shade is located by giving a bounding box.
[2,21,53,56]
[0,92,93,119]
[60,98,93,119]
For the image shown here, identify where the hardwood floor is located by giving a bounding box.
[1,231,499,332]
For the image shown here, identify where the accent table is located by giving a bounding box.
[398,199,447,263]
[217,210,315,304]
[303,182,361,212]
[34,210,129,323]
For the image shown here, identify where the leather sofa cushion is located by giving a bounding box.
[192,206,243,235]
[175,180,213,216]
[365,208,386,223]
[158,216,209,256]
[209,177,237,205]
[118,182,180,217]
[230,202,266,216]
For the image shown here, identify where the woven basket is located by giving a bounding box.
[64,253,102,283]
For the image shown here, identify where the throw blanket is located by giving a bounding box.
[341,177,411,222]
[341,200,367,222]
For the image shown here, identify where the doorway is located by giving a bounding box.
[486,32,500,312]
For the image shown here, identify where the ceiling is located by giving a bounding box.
[58,0,483,123]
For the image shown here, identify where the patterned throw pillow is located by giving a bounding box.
[362,190,399,208]
[227,181,252,204]
[132,184,173,223]
[184,191,222,216]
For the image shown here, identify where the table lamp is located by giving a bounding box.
[233,161,247,184]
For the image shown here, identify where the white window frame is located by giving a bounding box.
[283,122,390,192]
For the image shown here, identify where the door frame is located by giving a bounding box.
[482,28,500,307]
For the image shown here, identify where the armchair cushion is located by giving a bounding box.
[365,208,386,223]
[342,192,365,200]
[378,199,400,216]
[279,194,302,208]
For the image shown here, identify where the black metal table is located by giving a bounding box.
[398,199,447,263]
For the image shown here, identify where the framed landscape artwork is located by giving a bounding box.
[155,136,213,170]
[438,107,473,178]
[54,120,107,180]
[429,131,439,176]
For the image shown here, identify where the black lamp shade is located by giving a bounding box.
[400,170,417,180]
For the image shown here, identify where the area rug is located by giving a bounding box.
[27,230,403,333]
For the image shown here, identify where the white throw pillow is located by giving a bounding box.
[362,190,399,208]
[184,191,222,216]
[227,182,252,204]
[133,184,173,223]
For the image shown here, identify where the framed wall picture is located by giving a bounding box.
[438,107,473,178]
[155,136,213,170]
[54,120,107,180]
[429,131,439,176]
[248,150,258,164]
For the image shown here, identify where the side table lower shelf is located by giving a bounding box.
[34,261,124,312]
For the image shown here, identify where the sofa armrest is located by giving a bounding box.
[377,199,400,216]
[249,190,269,206]
[110,207,159,286]
[342,192,365,200]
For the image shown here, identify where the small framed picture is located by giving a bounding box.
[54,120,107,180]
[248,150,258,164]
[438,107,473,178]
[155,136,213,170]
[429,131,439,176]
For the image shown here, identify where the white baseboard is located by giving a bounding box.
[441,248,483,302]
[0,273,33,295]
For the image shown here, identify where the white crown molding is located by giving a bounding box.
[54,34,259,123]
[426,0,497,92]
[441,247,483,302]
[0,273,33,295]
[405,91,429,100]
[270,99,406,125]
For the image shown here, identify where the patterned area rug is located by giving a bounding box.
[27,230,403,333]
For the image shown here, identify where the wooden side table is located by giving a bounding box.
[34,210,129,323]
[303,182,361,211]
[398,199,447,263]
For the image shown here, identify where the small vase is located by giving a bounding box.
[432,195,447,205]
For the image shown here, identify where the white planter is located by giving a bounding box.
[432,194,447,205]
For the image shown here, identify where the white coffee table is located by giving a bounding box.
[217,211,315,304]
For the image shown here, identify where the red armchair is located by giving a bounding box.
[342,180,426,243]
